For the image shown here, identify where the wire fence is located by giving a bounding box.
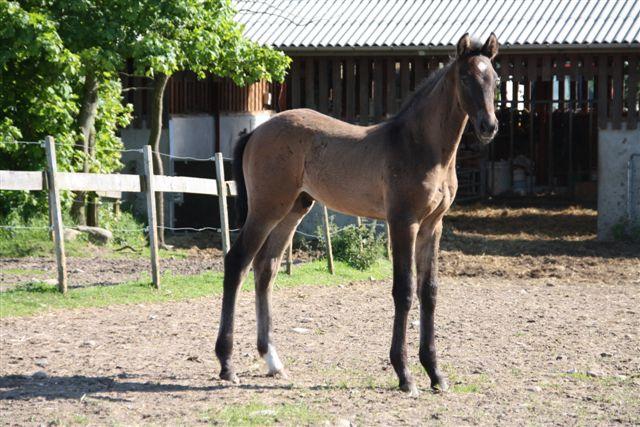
[2,137,391,291]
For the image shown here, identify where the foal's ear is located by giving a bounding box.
[456,33,472,58]
[482,33,499,60]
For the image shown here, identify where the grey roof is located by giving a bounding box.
[235,0,640,50]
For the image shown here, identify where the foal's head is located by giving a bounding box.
[454,33,500,143]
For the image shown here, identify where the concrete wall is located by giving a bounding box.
[597,123,640,240]
[218,111,273,157]
[119,111,275,227]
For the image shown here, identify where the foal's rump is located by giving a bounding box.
[241,109,387,220]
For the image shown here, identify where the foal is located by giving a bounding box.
[215,33,499,394]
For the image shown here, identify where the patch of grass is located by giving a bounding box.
[203,400,323,426]
[440,363,489,394]
[2,268,46,276]
[0,259,392,318]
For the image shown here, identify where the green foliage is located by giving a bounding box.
[612,217,640,243]
[0,204,147,258]
[128,0,290,83]
[0,2,132,218]
[0,1,80,217]
[328,222,385,270]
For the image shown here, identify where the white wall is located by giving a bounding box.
[169,115,215,159]
[597,123,640,240]
[218,111,273,157]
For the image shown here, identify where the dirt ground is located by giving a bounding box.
[1,201,639,425]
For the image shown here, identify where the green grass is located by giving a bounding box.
[202,400,324,426]
[0,259,392,318]
[2,268,46,276]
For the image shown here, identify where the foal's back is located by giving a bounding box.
[243,108,389,219]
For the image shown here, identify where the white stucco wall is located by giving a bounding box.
[597,123,640,240]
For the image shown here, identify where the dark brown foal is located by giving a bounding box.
[215,33,500,394]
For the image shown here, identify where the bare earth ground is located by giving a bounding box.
[1,202,639,425]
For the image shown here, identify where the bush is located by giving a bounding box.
[329,222,384,270]
[612,217,640,243]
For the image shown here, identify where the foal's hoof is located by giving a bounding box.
[267,368,289,380]
[400,382,420,397]
[430,377,448,393]
[219,369,240,384]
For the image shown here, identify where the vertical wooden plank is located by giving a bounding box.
[305,58,315,109]
[527,55,538,83]
[400,58,410,101]
[291,59,301,108]
[331,59,343,118]
[373,59,384,120]
[345,58,355,121]
[322,205,334,274]
[414,57,426,86]
[385,222,392,260]
[597,55,609,128]
[627,55,639,130]
[286,241,293,275]
[386,59,397,116]
[318,58,329,113]
[215,152,231,255]
[358,58,370,124]
[142,145,161,289]
[44,136,67,294]
[611,55,623,129]
[542,56,551,82]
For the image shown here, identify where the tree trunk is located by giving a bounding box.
[148,73,170,246]
[70,70,100,225]
[86,129,99,227]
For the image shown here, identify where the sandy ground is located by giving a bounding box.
[1,276,639,426]
[1,202,639,425]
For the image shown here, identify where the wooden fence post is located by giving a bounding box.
[322,204,335,274]
[44,136,67,293]
[356,216,363,251]
[143,145,161,289]
[215,152,231,255]
[385,221,392,260]
[286,241,293,275]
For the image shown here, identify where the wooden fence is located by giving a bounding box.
[0,137,354,293]
[0,137,239,293]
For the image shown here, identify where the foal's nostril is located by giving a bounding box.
[480,119,497,135]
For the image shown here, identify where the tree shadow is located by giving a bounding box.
[0,374,293,401]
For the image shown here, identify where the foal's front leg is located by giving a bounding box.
[415,219,447,391]
[388,218,420,395]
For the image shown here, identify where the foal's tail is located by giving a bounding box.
[232,131,253,228]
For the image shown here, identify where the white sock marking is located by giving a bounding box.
[263,344,284,374]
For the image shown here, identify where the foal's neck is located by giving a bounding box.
[410,65,468,169]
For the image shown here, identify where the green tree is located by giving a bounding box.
[22,0,135,224]
[0,1,80,219]
[128,0,290,245]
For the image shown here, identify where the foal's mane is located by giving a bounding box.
[390,39,485,122]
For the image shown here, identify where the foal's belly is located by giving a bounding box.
[301,138,387,220]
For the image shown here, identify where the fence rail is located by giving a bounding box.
[1,136,371,293]
[0,137,241,293]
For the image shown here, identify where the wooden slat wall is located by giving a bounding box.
[358,58,370,124]
[628,55,639,130]
[279,52,638,129]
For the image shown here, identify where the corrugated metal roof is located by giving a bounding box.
[235,0,640,49]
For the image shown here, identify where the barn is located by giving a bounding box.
[121,0,640,239]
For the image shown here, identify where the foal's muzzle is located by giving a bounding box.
[474,115,498,144]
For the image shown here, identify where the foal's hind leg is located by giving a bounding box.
[253,194,314,377]
[215,214,287,383]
